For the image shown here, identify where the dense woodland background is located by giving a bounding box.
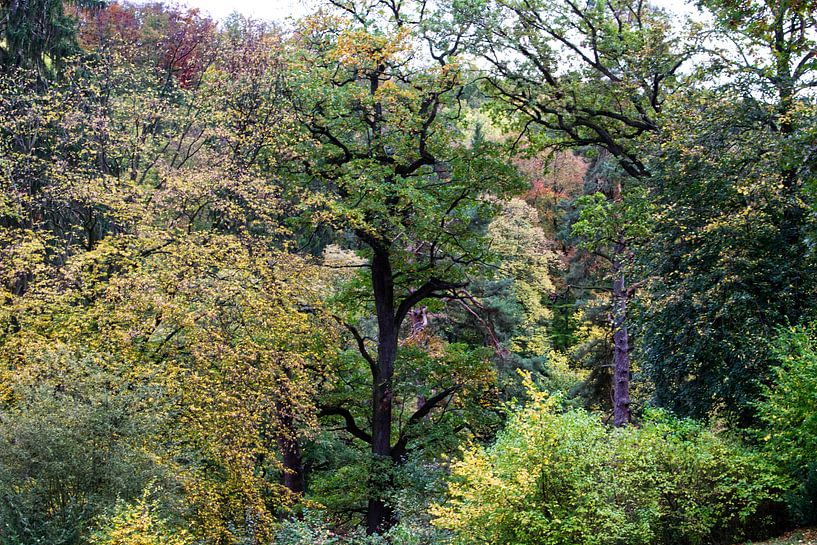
[1,0,816,543]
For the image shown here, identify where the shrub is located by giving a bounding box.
[757,324,817,524]
[432,388,784,545]
[0,349,172,545]
[90,490,190,545]
[274,511,373,545]
[274,503,450,545]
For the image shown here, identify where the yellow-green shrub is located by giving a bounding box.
[91,491,191,545]
[433,390,784,545]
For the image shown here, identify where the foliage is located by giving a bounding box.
[0,5,336,542]
[572,189,655,255]
[637,0,817,423]
[758,324,817,524]
[638,90,817,422]
[2,0,817,542]
[0,348,172,545]
[90,490,191,545]
[0,0,105,77]
[487,198,557,356]
[433,383,785,545]
[274,508,449,545]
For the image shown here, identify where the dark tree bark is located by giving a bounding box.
[323,244,465,533]
[611,238,631,427]
[322,256,465,533]
[367,249,398,533]
[275,389,306,496]
[277,432,305,495]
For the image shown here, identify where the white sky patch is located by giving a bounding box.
[162,0,317,22]
[155,0,701,24]
[652,0,702,19]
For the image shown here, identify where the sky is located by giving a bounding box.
[167,0,699,24]
[175,0,317,21]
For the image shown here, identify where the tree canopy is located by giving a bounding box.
[1,0,816,543]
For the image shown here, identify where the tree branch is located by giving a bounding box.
[333,316,377,378]
[394,278,466,329]
[319,407,372,444]
[390,384,461,461]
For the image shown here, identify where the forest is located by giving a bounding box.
[1,0,816,543]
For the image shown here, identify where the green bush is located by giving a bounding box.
[0,349,173,545]
[90,490,191,545]
[433,388,785,545]
[274,511,373,545]
[274,510,436,545]
[758,324,817,524]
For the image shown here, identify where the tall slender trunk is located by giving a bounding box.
[367,250,397,534]
[611,238,631,427]
[605,174,632,427]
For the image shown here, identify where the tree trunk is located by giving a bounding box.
[367,250,397,534]
[611,238,631,427]
[274,369,306,496]
[276,428,305,495]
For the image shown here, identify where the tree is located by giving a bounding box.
[0,0,105,78]
[471,0,689,178]
[468,196,571,395]
[0,348,171,545]
[518,150,586,245]
[462,0,690,424]
[639,0,817,420]
[285,2,520,532]
[0,9,337,541]
[758,324,817,525]
[572,154,654,426]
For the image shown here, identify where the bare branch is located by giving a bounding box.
[319,406,372,444]
[333,315,378,378]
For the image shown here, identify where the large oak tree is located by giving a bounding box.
[285,0,520,532]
